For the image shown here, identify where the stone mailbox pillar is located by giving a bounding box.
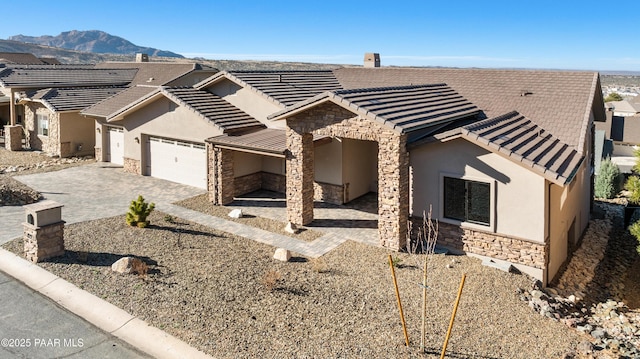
[23,200,65,263]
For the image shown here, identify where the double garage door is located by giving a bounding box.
[146,137,207,189]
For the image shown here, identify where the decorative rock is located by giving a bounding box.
[111,257,144,274]
[228,209,243,219]
[576,341,593,354]
[273,248,291,262]
[445,264,453,269]
[284,222,297,234]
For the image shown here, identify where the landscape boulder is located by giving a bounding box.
[111,256,145,274]
[273,248,291,262]
[228,209,243,218]
[284,222,297,234]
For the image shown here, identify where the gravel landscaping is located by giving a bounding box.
[2,148,639,358]
[176,194,323,242]
[2,211,585,358]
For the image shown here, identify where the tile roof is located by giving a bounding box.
[333,68,603,153]
[207,128,288,155]
[271,84,481,134]
[198,71,343,107]
[94,62,217,86]
[607,100,640,114]
[460,111,583,185]
[206,128,328,155]
[22,87,126,112]
[0,52,47,65]
[161,87,264,134]
[0,67,137,88]
[81,85,157,118]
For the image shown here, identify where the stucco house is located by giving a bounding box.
[82,63,604,286]
[0,66,137,151]
[17,87,124,157]
[2,57,217,156]
[205,67,604,286]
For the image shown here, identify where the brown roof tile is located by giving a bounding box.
[0,67,137,88]
[0,53,47,65]
[460,111,583,185]
[199,71,343,108]
[23,86,126,112]
[271,84,481,134]
[333,68,603,153]
[94,62,217,86]
[206,128,327,155]
[81,85,158,118]
[161,87,264,134]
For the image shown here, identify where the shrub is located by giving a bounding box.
[625,176,640,205]
[261,270,282,291]
[629,221,640,254]
[125,195,155,228]
[594,157,621,199]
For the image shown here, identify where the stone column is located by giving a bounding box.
[4,125,22,151]
[377,133,409,250]
[213,147,234,205]
[286,128,314,225]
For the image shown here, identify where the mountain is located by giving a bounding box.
[8,30,184,58]
[0,39,341,71]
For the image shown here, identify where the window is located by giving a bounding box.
[37,114,49,136]
[443,176,491,225]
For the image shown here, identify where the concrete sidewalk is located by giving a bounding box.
[0,249,212,359]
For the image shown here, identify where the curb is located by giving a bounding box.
[0,248,213,359]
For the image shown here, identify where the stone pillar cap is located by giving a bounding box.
[23,200,64,211]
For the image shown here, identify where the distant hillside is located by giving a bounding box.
[8,30,183,58]
[0,39,342,71]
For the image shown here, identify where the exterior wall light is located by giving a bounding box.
[134,137,140,144]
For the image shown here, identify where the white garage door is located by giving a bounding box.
[106,127,124,165]
[147,137,207,189]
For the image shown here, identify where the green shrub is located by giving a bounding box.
[594,157,621,199]
[125,195,155,228]
[629,220,640,254]
[625,176,640,205]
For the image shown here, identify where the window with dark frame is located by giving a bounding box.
[443,176,490,225]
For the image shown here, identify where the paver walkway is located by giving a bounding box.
[2,163,380,257]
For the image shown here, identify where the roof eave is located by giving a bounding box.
[106,88,164,122]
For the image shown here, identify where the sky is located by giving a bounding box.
[1,0,637,72]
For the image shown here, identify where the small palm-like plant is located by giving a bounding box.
[126,195,155,228]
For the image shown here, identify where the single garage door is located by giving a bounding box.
[147,136,207,189]
[106,127,124,165]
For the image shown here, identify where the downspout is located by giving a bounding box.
[545,181,552,286]
[9,89,16,126]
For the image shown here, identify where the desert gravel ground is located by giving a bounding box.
[2,211,583,358]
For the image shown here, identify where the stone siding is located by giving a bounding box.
[23,221,65,263]
[123,157,141,175]
[262,172,286,193]
[234,172,262,197]
[213,147,234,205]
[24,104,60,156]
[95,147,102,162]
[314,181,344,205]
[286,102,408,250]
[430,220,548,269]
[4,125,23,151]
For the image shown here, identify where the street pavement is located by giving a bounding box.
[0,270,149,359]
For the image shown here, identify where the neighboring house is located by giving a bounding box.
[0,66,136,152]
[606,100,640,117]
[2,56,218,156]
[17,87,124,157]
[79,64,605,287]
[82,85,264,188]
[596,107,640,172]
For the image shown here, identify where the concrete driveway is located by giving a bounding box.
[0,163,206,244]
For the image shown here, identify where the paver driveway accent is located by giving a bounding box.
[1,163,206,244]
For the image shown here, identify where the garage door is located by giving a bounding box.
[147,136,207,189]
[106,127,124,165]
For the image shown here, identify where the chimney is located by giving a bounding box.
[135,53,149,63]
[364,53,380,68]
